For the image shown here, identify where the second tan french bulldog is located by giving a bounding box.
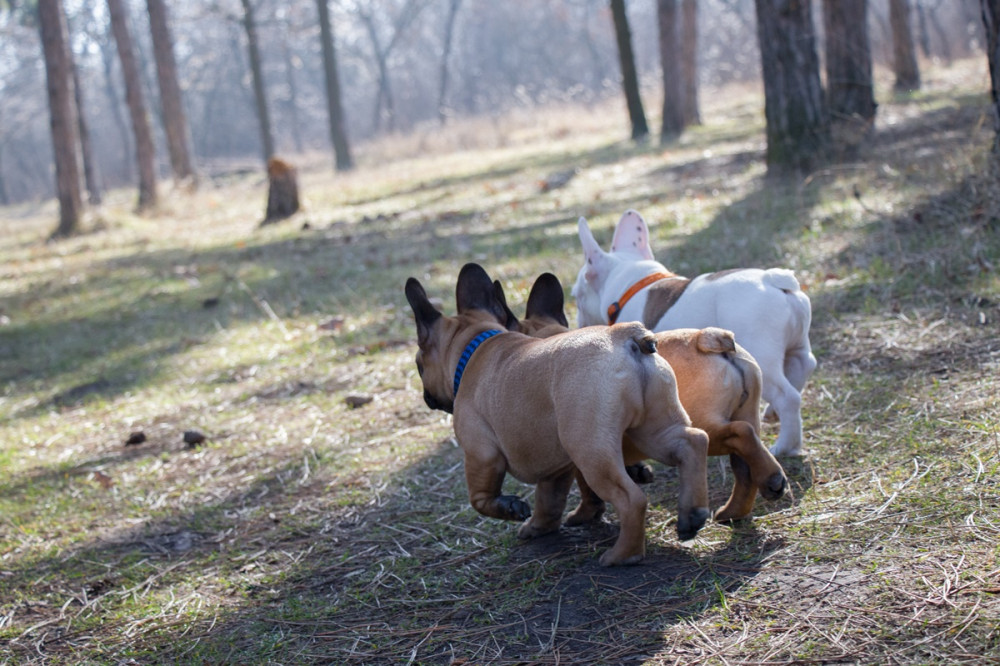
[503,272,787,522]
[405,263,710,566]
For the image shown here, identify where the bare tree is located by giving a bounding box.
[437,0,462,125]
[107,0,157,211]
[823,0,877,154]
[754,0,830,176]
[147,0,196,186]
[37,0,83,237]
[239,0,275,163]
[71,54,103,205]
[890,0,921,91]
[356,0,427,134]
[610,0,649,141]
[681,0,701,125]
[658,0,685,142]
[316,0,353,170]
[983,0,1000,153]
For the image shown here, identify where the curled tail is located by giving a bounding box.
[762,268,801,294]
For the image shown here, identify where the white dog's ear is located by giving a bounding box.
[577,217,608,283]
[611,209,654,260]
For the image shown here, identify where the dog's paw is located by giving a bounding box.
[625,462,654,484]
[517,518,560,540]
[676,507,711,541]
[762,472,788,500]
[497,495,532,521]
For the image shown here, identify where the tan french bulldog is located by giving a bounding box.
[405,263,711,566]
[505,272,787,522]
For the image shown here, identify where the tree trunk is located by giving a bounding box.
[107,0,158,211]
[71,54,103,205]
[823,0,877,155]
[37,0,83,238]
[280,24,305,154]
[681,0,701,125]
[99,29,133,182]
[658,0,685,142]
[316,0,354,170]
[360,11,396,134]
[983,0,1000,154]
[438,0,462,126]
[754,0,830,177]
[240,0,275,163]
[147,0,197,186]
[610,0,649,141]
[889,0,921,91]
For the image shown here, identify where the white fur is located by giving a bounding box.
[572,210,816,456]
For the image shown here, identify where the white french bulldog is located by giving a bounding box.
[572,209,816,456]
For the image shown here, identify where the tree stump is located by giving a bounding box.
[262,157,300,225]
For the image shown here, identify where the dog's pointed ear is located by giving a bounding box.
[526,273,568,327]
[578,217,609,284]
[405,277,442,347]
[611,209,655,260]
[493,279,521,331]
[456,263,508,324]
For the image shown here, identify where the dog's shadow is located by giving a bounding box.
[508,519,783,657]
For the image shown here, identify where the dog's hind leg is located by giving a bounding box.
[519,469,574,538]
[707,422,786,522]
[565,469,606,526]
[761,373,804,456]
[629,423,710,541]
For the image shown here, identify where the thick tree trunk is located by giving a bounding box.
[71,55,103,205]
[438,0,462,126]
[147,0,197,186]
[262,157,300,224]
[658,0,685,142]
[107,0,158,211]
[889,0,921,91]
[983,0,1000,154]
[823,0,877,155]
[240,0,275,163]
[754,0,830,176]
[37,0,83,238]
[610,0,649,141]
[681,0,701,125]
[316,0,354,170]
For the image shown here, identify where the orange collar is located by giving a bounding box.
[607,272,674,324]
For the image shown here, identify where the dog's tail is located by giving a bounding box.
[762,268,801,294]
[628,329,658,356]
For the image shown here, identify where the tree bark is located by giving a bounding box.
[316,0,354,170]
[889,0,921,91]
[71,53,103,205]
[107,0,158,211]
[37,0,83,238]
[681,0,701,125]
[823,0,877,154]
[262,157,300,224]
[754,0,830,177]
[240,0,275,163]
[658,0,685,142]
[438,0,462,126]
[610,0,649,141]
[147,0,197,185]
[983,0,1000,153]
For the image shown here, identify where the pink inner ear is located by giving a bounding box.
[611,210,653,259]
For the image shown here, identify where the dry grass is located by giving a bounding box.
[1,58,999,664]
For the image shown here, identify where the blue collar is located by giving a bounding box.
[453,329,503,397]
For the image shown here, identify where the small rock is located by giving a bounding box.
[344,394,374,409]
[125,431,147,446]
[183,430,207,448]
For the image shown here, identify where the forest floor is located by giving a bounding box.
[1,58,999,664]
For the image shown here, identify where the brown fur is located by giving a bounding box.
[641,277,691,329]
[515,274,788,522]
[405,264,710,566]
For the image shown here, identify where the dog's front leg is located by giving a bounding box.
[518,469,574,539]
[461,441,532,522]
